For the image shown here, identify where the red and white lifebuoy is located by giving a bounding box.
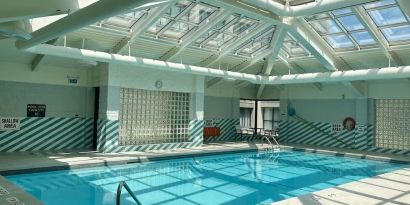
[343,117,356,131]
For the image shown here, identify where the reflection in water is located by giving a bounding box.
[7,151,407,205]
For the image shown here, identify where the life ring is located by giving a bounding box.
[343,117,356,131]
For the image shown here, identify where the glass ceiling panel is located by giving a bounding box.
[338,15,365,31]
[180,3,216,24]
[381,25,410,42]
[193,15,259,50]
[324,34,355,49]
[331,8,353,16]
[234,26,275,57]
[144,0,218,42]
[363,0,396,9]
[100,10,147,31]
[368,6,407,26]
[310,19,342,35]
[351,31,377,45]
[166,0,192,18]
[305,3,381,50]
[281,35,310,58]
[364,0,410,44]
[146,17,171,34]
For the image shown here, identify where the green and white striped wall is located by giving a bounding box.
[278,120,410,156]
[0,117,93,152]
[204,119,241,142]
[97,119,204,153]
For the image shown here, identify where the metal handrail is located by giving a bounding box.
[261,130,280,151]
[116,181,142,205]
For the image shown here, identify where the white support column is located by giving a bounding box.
[111,2,175,54]
[353,6,402,66]
[159,9,233,61]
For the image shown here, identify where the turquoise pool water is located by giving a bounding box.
[6,151,407,205]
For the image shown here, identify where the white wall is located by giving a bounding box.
[0,81,94,118]
[0,61,88,86]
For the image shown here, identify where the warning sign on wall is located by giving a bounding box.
[0,118,21,131]
[27,104,46,117]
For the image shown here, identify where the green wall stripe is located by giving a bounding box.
[0,118,94,152]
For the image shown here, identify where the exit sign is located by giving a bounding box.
[68,78,78,85]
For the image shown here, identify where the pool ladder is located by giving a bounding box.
[116,181,142,205]
[262,131,280,152]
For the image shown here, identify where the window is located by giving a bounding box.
[364,0,410,44]
[305,7,377,51]
[193,14,259,50]
[233,26,276,57]
[280,34,310,58]
[119,88,190,145]
[98,10,148,32]
[145,0,218,42]
[262,108,280,131]
[240,108,252,128]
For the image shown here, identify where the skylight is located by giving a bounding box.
[99,10,148,32]
[364,0,410,44]
[280,34,310,58]
[145,0,218,42]
[275,0,316,6]
[193,14,259,51]
[305,7,377,51]
[233,26,276,57]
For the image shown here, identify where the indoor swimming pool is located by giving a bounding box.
[6,150,408,205]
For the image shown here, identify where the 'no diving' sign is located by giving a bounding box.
[0,118,21,131]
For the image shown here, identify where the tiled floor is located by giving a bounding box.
[0,142,409,205]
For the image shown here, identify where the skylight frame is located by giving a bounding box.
[144,0,219,43]
[233,26,276,58]
[98,9,149,32]
[192,14,260,51]
[281,34,311,58]
[305,6,381,52]
[363,0,410,46]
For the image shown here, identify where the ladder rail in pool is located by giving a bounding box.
[116,181,142,205]
[262,130,280,151]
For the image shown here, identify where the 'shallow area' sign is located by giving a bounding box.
[0,118,20,131]
[27,104,46,117]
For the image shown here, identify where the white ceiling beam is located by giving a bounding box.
[30,38,59,71]
[204,24,271,88]
[397,0,410,17]
[290,18,364,96]
[241,0,377,17]
[261,26,287,75]
[278,54,323,91]
[159,9,233,61]
[25,44,410,84]
[111,2,175,54]
[353,6,403,66]
[256,58,276,98]
[16,0,174,50]
[284,18,336,71]
[203,0,282,25]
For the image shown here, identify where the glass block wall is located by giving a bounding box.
[119,88,190,145]
[375,99,410,150]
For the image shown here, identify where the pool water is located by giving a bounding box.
[6,151,408,205]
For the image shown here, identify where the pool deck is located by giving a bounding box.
[0,142,409,205]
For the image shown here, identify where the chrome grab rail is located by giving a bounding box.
[116,181,142,205]
[262,130,280,151]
